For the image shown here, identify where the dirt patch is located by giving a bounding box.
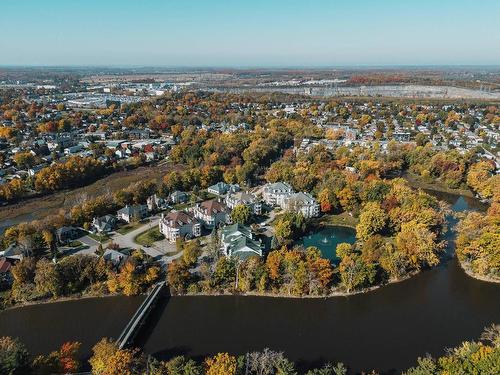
[0,164,178,227]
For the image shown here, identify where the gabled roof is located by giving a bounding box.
[198,200,227,216]
[164,211,199,228]
[0,257,12,273]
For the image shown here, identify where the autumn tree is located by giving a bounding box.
[231,204,252,225]
[395,220,440,270]
[356,202,387,241]
[205,353,237,375]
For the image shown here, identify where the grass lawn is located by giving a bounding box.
[67,240,83,248]
[317,212,358,228]
[88,233,111,242]
[116,222,144,235]
[173,202,191,210]
[134,227,165,246]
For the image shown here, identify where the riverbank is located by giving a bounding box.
[1,291,127,311]
[457,259,500,284]
[403,172,474,197]
[174,270,420,300]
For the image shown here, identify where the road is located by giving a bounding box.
[71,216,181,267]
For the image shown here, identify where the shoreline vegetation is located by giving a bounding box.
[1,323,499,375]
[403,171,475,197]
[458,259,500,284]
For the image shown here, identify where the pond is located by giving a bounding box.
[299,225,356,260]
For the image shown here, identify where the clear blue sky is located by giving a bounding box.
[1,0,499,67]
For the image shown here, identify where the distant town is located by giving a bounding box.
[0,66,498,374]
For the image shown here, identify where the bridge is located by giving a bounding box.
[117,281,166,349]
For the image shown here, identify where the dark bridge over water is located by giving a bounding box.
[117,281,166,349]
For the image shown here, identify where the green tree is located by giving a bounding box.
[0,337,30,375]
[231,204,252,225]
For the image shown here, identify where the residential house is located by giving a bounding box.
[220,223,263,260]
[159,211,201,242]
[207,182,239,196]
[193,199,231,229]
[225,191,262,215]
[282,192,320,218]
[103,249,129,268]
[92,215,117,233]
[169,190,188,204]
[147,194,168,212]
[117,204,148,223]
[263,182,294,206]
[0,257,13,288]
[56,226,80,244]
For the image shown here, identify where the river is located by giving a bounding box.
[0,192,498,374]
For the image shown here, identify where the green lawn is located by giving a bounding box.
[317,212,358,228]
[134,227,165,246]
[116,222,144,235]
[88,233,111,242]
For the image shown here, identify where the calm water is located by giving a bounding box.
[300,226,356,260]
[0,192,499,374]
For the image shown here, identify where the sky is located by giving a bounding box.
[1,0,499,67]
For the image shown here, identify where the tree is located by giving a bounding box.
[32,341,81,374]
[183,240,202,266]
[335,243,353,260]
[0,336,30,375]
[13,151,36,169]
[231,204,252,225]
[117,261,143,296]
[396,221,440,270]
[162,355,202,375]
[338,253,376,293]
[205,353,237,375]
[89,338,118,375]
[34,258,61,297]
[274,219,292,244]
[214,257,236,286]
[42,230,57,257]
[167,261,191,293]
[318,188,338,213]
[356,202,387,241]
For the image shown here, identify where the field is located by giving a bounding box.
[0,164,176,230]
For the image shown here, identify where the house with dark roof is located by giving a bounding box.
[0,257,13,287]
[147,194,168,212]
[226,191,262,215]
[220,223,263,260]
[117,204,148,223]
[92,215,117,233]
[207,182,239,196]
[159,211,201,242]
[169,190,189,204]
[192,199,231,229]
[56,226,80,244]
[103,249,129,268]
